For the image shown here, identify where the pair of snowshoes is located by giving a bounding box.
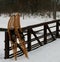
[7,13,28,60]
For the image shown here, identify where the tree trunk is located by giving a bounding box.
[53,0,57,20]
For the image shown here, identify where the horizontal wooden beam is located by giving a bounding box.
[0,28,7,31]
[22,19,59,30]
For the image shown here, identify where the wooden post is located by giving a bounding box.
[44,24,47,44]
[4,31,9,59]
[27,28,31,51]
[56,21,59,38]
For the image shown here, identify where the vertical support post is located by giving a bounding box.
[56,21,59,38]
[44,24,47,44]
[27,28,31,51]
[4,31,9,59]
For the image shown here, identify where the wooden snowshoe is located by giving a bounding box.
[7,13,28,60]
[14,13,28,58]
[7,16,17,60]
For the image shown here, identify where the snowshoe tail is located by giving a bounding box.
[19,40,28,58]
[11,42,17,60]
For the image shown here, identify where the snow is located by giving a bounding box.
[0,38,60,62]
[0,12,60,62]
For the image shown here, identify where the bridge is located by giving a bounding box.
[0,19,60,59]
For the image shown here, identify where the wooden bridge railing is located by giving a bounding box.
[0,19,60,59]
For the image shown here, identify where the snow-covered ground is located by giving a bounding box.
[0,38,60,62]
[0,12,60,62]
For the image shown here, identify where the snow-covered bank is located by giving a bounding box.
[0,14,54,28]
[0,12,60,28]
